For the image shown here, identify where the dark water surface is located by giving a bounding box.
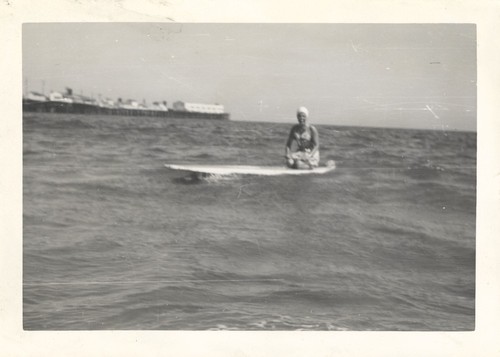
[23,113,476,330]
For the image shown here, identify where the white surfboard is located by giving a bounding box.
[165,161,335,176]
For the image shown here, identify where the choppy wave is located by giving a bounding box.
[23,113,476,330]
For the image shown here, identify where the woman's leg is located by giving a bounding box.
[289,152,315,169]
[294,160,313,169]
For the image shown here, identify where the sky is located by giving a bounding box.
[23,23,476,131]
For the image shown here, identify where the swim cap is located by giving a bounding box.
[297,106,309,117]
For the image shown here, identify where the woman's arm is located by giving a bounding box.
[285,127,295,158]
[308,125,319,156]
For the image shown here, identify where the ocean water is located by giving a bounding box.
[23,113,476,330]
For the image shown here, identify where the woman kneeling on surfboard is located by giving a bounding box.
[285,106,320,169]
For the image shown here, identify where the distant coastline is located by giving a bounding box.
[22,88,230,120]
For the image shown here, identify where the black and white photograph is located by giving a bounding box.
[22,22,476,331]
[2,0,500,356]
